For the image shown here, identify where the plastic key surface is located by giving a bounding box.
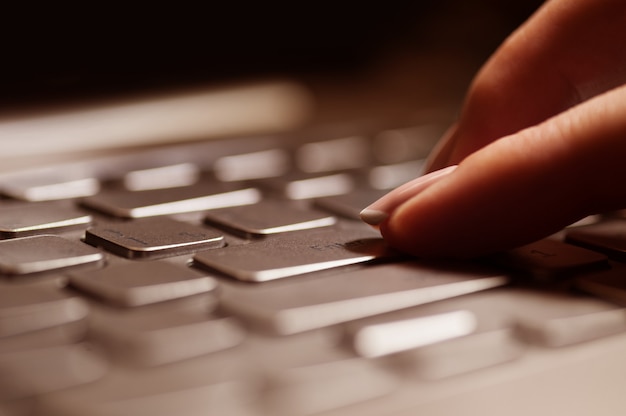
[0,201,92,239]
[204,199,336,238]
[68,261,218,307]
[81,181,260,218]
[0,235,104,275]
[219,261,508,334]
[85,217,225,259]
[193,225,394,282]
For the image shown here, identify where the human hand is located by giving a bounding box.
[361,0,626,258]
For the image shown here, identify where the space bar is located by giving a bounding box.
[219,261,509,334]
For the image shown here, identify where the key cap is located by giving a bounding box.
[203,199,336,238]
[85,217,225,259]
[314,188,387,220]
[350,291,524,379]
[0,283,89,337]
[368,160,426,190]
[296,135,370,173]
[265,357,397,416]
[0,235,104,275]
[0,343,108,400]
[348,310,477,358]
[0,201,92,239]
[261,172,356,200]
[371,124,443,164]
[80,181,261,218]
[89,303,245,366]
[67,261,218,307]
[494,238,609,280]
[213,149,290,181]
[0,170,100,201]
[509,289,626,347]
[218,260,508,334]
[576,263,626,305]
[566,219,626,261]
[45,380,263,416]
[40,348,260,416]
[123,163,200,191]
[193,225,394,283]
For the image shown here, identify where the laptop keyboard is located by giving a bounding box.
[2,122,626,415]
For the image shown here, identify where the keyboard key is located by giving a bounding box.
[296,135,370,173]
[368,160,426,190]
[0,170,100,201]
[89,304,245,366]
[193,225,394,283]
[0,201,92,239]
[219,261,508,334]
[262,173,356,200]
[355,291,524,379]
[0,343,108,400]
[509,289,626,347]
[494,238,609,280]
[85,217,225,259]
[347,310,477,358]
[314,188,387,220]
[371,124,443,164]
[123,163,200,191]
[40,348,260,416]
[45,379,262,416]
[0,283,89,337]
[203,199,336,238]
[213,149,290,181]
[398,325,523,380]
[67,261,218,307]
[576,264,626,305]
[566,219,626,261]
[0,235,104,275]
[265,357,397,416]
[81,181,261,218]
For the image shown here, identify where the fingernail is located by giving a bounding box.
[360,165,458,225]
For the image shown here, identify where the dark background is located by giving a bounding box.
[0,1,544,111]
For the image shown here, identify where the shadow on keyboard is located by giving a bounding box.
[2,118,626,416]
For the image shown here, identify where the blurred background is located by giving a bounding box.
[0,0,544,125]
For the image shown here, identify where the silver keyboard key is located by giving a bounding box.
[296,135,370,173]
[0,343,108,400]
[89,304,245,366]
[355,291,524,379]
[577,264,626,306]
[348,310,477,358]
[81,181,261,218]
[262,173,356,200]
[68,261,218,307]
[566,219,626,261]
[0,170,100,201]
[123,163,200,191]
[314,188,387,220]
[0,201,92,239]
[40,348,261,416]
[85,217,225,259]
[495,238,609,279]
[214,148,290,181]
[193,225,394,282]
[219,261,508,333]
[0,283,89,337]
[509,289,626,347]
[204,199,336,238]
[0,235,104,275]
[266,357,397,416]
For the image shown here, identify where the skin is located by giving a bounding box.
[377,0,626,258]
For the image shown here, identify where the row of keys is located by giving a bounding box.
[0,123,443,203]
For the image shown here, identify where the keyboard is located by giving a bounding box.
[2,119,626,416]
